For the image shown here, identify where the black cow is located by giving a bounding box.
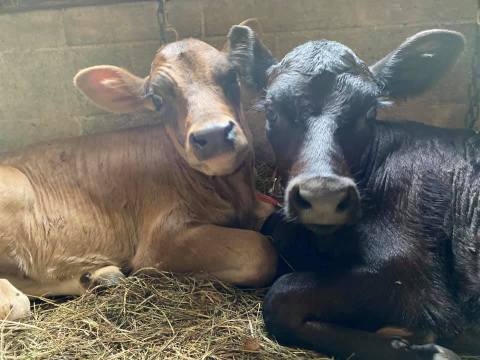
[228,25,480,360]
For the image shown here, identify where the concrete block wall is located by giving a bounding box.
[0,1,162,152]
[0,0,477,153]
[166,0,478,128]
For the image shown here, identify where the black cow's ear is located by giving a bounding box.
[226,24,277,92]
[370,29,465,99]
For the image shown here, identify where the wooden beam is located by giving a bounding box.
[0,0,149,14]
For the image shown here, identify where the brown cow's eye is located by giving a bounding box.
[152,94,163,111]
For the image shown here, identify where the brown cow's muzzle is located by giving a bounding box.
[187,119,249,176]
[190,121,236,160]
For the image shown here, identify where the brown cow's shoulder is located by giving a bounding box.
[0,31,278,314]
[0,125,262,296]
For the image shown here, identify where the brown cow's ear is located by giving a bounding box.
[227,24,277,92]
[74,65,147,113]
[370,29,465,99]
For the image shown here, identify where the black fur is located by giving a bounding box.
[252,30,478,360]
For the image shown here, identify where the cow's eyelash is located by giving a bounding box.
[142,87,164,111]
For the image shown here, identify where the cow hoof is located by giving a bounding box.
[80,266,125,291]
[0,279,30,321]
[409,344,461,360]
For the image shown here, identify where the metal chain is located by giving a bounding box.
[465,0,480,129]
[156,0,178,44]
[156,0,168,44]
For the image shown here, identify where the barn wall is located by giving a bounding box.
[0,0,477,153]
[0,1,161,152]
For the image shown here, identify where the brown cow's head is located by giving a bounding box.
[74,37,265,176]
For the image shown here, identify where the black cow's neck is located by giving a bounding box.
[350,118,480,255]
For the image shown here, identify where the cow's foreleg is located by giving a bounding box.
[6,265,125,297]
[133,224,277,287]
[0,279,30,320]
[264,272,460,360]
[79,265,125,291]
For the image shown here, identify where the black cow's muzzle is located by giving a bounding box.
[286,175,361,226]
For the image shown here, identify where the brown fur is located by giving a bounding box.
[0,38,277,319]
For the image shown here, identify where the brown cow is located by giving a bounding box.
[0,32,277,320]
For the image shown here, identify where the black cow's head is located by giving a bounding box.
[230,26,465,233]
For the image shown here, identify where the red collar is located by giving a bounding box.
[256,168,284,208]
[256,192,281,207]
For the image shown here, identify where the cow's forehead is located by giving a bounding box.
[266,40,378,103]
[266,72,307,103]
[152,39,226,73]
[270,40,367,79]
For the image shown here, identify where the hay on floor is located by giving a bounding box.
[0,272,328,359]
[255,160,275,195]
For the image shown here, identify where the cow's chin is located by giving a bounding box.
[193,150,248,176]
[285,207,347,236]
[304,224,340,236]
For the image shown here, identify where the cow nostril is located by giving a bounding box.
[190,133,208,149]
[293,187,312,210]
[336,189,354,212]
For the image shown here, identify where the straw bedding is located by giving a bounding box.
[0,272,327,359]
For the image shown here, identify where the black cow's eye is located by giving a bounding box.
[366,106,377,120]
[266,108,278,125]
[152,94,163,111]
